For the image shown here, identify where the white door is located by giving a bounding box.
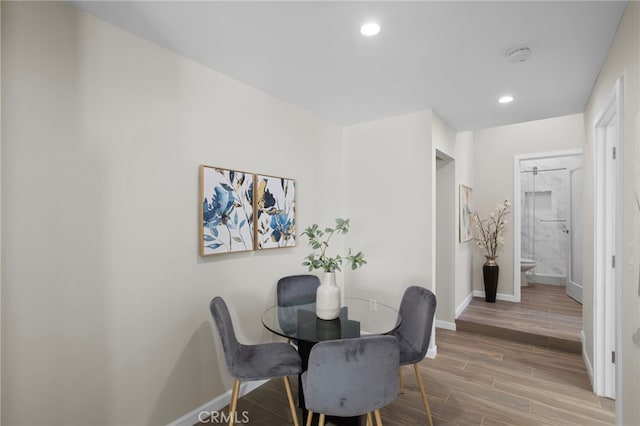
[566,166,583,303]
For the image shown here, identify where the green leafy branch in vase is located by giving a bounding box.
[302,218,367,272]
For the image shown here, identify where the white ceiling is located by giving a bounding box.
[69,1,627,131]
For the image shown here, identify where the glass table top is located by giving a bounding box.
[262,297,401,343]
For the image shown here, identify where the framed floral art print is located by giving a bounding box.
[200,165,254,255]
[254,174,296,250]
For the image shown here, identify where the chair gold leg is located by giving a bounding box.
[414,363,434,426]
[228,379,241,426]
[318,413,325,426]
[399,367,404,394]
[283,376,299,426]
[374,409,383,426]
[305,411,314,426]
[366,412,373,426]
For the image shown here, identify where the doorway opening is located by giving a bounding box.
[515,152,583,303]
[456,150,584,353]
[435,150,456,330]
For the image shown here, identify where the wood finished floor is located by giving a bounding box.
[202,328,613,426]
[456,284,583,353]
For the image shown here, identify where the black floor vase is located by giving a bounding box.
[483,259,499,303]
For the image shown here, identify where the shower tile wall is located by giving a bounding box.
[521,156,582,277]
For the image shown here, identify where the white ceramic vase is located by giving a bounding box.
[316,272,341,320]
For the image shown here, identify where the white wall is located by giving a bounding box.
[472,114,585,300]
[1,2,342,425]
[343,110,475,329]
[342,111,433,308]
[582,2,639,424]
[453,131,474,314]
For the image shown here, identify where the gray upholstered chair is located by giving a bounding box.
[277,274,320,306]
[210,297,301,426]
[387,286,437,426]
[301,336,399,426]
[277,274,320,339]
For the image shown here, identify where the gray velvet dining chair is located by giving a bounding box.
[277,275,320,340]
[277,274,320,306]
[210,297,301,426]
[301,335,399,426]
[387,286,437,426]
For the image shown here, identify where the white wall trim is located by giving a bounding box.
[426,345,437,359]
[582,330,594,388]
[472,290,518,303]
[168,380,268,426]
[0,3,3,422]
[435,320,456,331]
[455,292,473,318]
[592,77,623,406]
[513,154,522,304]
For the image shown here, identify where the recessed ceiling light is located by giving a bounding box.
[499,95,514,104]
[360,22,380,37]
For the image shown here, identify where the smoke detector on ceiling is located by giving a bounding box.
[506,46,533,63]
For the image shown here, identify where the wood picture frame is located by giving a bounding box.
[199,165,254,255]
[254,174,296,250]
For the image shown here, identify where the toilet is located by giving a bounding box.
[520,259,537,286]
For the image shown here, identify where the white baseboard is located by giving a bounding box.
[531,273,566,286]
[426,345,437,359]
[581,330,594,390]
[435,320,456,331]
[472,290,518,302]
[168,379,268,426]
[455,293,474,318]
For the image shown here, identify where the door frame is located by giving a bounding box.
[566,165,584,303]
[592,77,623,407]
[513,149,583,303]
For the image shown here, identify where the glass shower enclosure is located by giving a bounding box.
[520,155,583,297]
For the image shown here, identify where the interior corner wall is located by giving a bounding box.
[432,111,456,157]
[453,131,474,314]
[582,2,639,424]
[431,113,475,320]
[1,2,343,425]
[343,111,433,308]
[432,112,457,324]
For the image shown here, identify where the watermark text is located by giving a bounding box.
[198,410,250,424]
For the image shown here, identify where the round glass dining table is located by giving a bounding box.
[262,297,401,426]
[262,297,400,342]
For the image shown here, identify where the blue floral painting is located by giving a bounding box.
[200,166,254,255]
[255,175,296,249]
